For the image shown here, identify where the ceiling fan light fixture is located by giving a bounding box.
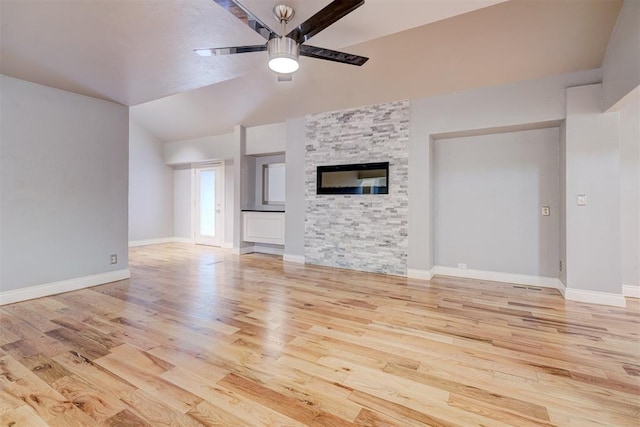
[194,49,213,57]
[267,37,299,74]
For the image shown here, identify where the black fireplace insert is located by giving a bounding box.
[316,162,389,195]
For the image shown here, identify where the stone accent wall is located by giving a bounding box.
[305,100,409,275]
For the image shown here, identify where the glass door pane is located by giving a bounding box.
[199,170,216,237]
[194,165,224,247]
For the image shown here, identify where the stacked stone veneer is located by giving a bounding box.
[305,100,409,275]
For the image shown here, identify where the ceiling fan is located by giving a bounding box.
[195,0,369,81]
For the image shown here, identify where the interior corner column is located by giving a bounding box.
[564,84,623,303]
[232,124,247,252]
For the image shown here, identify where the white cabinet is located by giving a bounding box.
[242,211,285,245]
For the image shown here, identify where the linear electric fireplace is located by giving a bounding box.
[317,162,389,195]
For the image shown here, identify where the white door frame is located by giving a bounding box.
[192,162,225,246]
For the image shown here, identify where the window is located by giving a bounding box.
[262,163,285,205]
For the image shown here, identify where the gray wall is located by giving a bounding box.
[619,93,640,289]
[224,159,235,246]
[232,125,246,248]
[284,117,306,258]
[164,132,234,165]
[602,0,640,110]
[434,128,560,277]
[565,84,621,294]
[559,121,567,285]
[305,101,409,275]
[173,165,192,239]
[245,122,286,155]
[241,154,256,210]
[408,102,434,272]
[408,69,601,272]
[1,75,129,291]
[129,120,174,242]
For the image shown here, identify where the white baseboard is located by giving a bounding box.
[222,242,233,249]
[407,268,432,280]
[129,237,195,247]
[622,285,640,298]
[172,237,195,244]
[431,266,563,291]
[232,245,284,256]
[253,245,284,256]
[564,288,627,307]
[0,269,131,305]
[557,279,567,297]
[232,246,255,255]
[128,237,175,247]
[283,254,305,264]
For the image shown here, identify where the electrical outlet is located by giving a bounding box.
[559,260,563,272]
[577,194,588,206]
[541,206,550,216]
[457,263,467,269]
[110,254,118,264]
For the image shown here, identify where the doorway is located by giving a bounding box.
[433,127,560,278]
[193,164,224,246]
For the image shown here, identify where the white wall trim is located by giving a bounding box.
[173,237,195,244]
[407,268,433,280]
[129,237,175,247]
[0,269,131,305]
[431,266,563,291]
[232,246,256,255]
[129,237,195,247]
[253,245,284,256]
[233,245,284,256]
[131,237,234,250]
[622,285,640,298]
[557,280,567,297]
[564,288,627,307]
[283,254,305,264]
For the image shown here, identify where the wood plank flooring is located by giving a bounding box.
[1,243,639,426]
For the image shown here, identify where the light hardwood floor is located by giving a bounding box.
[1,243,639,426]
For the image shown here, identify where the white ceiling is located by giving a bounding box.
[0,0,622,142]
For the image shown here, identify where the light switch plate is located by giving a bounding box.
[577,194,588,206]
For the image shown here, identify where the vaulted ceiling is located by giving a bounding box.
[0,0,622,142]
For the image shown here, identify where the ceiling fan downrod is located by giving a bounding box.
[268,5,299,74]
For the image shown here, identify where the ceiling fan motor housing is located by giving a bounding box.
[268,37,300,73]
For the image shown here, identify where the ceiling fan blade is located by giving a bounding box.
[194,44,267,57]
[212,0,278,41]
[300,45,368,66]
[286,0,364,44]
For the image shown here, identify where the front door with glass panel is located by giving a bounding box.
[195,165,224,246]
